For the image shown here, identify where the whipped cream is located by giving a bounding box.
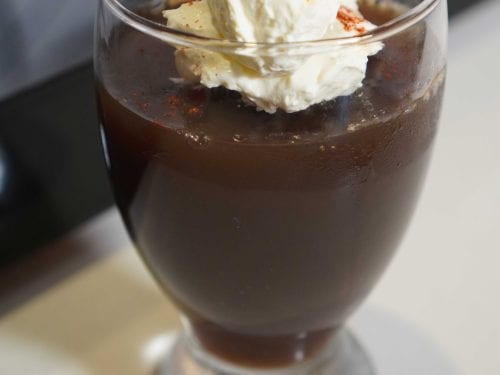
[164,0,383,113]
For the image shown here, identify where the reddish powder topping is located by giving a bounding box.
[337,6,366,34]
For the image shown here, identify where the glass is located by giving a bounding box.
[94,0,447,373]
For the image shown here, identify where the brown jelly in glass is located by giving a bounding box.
[96,1,444,368]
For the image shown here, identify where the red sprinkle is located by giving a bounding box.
[337,6,366,34]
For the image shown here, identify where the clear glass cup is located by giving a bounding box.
[94,0,447,373]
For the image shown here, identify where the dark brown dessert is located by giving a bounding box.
[96,1,444,368]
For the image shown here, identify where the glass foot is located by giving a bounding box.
[156,329,375,375]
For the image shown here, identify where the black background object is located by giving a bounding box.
[0,65,112,263]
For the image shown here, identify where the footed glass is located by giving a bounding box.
[94,0,447,373]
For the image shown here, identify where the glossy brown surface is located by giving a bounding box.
[97,2,444,367]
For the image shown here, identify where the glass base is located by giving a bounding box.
[156,329,375,375]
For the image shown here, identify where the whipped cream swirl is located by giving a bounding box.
[164,0,383,113]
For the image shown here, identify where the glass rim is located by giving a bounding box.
[103,0,440,51]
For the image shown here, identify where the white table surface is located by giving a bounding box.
[1,1,499,374]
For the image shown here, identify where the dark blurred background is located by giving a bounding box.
[0,0,487,264]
